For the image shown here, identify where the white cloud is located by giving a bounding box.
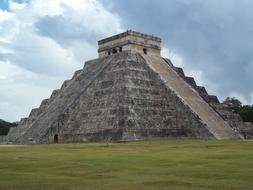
[162,46,204,84]
[161,46,184,67]
[0,60,56,121]
[0,9,14,22]
[8,30,81,75]
[187,70,204,86]
[0,61,36,80]
[0,0,123,121]
[26,0,123,34]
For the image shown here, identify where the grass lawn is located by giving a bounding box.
[0,140,253,190]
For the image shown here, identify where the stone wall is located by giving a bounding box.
[98,30,161,57]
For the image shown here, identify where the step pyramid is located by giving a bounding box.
[3,31,243,143]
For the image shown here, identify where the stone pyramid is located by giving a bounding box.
[4,30,248,144]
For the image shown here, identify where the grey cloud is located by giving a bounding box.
[35,15,99,46]
[0,30,81,76]
[102,0,253,103]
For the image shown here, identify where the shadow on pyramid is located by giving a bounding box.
[4,30,250,144]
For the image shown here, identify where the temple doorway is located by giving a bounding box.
[54,134,58,143]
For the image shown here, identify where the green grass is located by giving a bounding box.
[0,140,253,190]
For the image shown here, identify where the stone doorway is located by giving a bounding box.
[54,134,58,143]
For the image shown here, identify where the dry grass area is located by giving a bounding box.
[0,145,26,147]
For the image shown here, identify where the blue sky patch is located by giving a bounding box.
[0,0,9,10]
[0,0,30,11]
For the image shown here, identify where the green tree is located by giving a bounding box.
[222,97,242,113]
[0,119,17,135]
[239,105,253,123]
[223,97,253,124]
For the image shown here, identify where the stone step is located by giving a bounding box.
[61,79,72,90]
[174,67,185,77]
[72,69,83,79]
[196,86,208,95]
[19,117,28,125]
[29,108,40,118]
[163,58,220,104]
[204,95,220,104]
[26,68,88,123]
[39,99,50,110]
[18,54,117,143]
[50,89,61,100]
[103,70,153,81]
[184,76,197,87]
[143,54,242,139]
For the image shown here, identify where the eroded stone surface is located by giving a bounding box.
[4,51,218,143]
[3,53,251,143]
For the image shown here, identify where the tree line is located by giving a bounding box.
[222,97,253,123]
[0,119,17,135]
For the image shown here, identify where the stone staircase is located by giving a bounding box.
[162,58,220,105]
[142,54,242,139]
[161,58,252,139]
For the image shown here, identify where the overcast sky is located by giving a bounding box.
[0,0,252,121]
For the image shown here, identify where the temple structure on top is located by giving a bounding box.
[98,30,161,57]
